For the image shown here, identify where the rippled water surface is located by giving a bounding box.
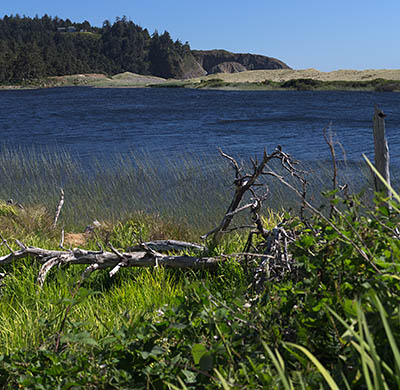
[1,87,400,168]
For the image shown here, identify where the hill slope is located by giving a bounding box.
[189,68,400,83]
[0,15,290,83]
[192,49,291,75]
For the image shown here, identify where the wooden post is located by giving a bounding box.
[373,106,391,198]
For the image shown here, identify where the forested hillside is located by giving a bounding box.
[0,15,202,82]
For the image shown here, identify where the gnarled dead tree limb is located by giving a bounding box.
[126,240,206,253]
[198,148,302,288]
[201,146,300,243]
[0,241,220,287]
[53,188,64,228]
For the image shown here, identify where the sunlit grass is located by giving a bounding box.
[0,259,188,352]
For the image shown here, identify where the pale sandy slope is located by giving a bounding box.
[44,72,167,87]
[189,68,400,83]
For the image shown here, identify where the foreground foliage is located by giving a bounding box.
[0,179,399,389]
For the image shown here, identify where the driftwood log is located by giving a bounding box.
[0,240,219,287]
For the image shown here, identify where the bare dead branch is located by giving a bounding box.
[225,202,256,217]
[37,257,62,286]
[202,147,286,242]
[220,225,256,234]
[218,147,241,179]
[108,243,126,260]
[126,240,206,253]
[323,126,337,192]
[0,232,15,254]
[0,243,221,286]
[53,188,64,228]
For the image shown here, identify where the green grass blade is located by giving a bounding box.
[360,304,388,390]
[363,154,400,204]
[356,304,374,390]
[275,348,286,372]
[285,342,339,390]
[350,342,389,390]
[371,294,400,377]
[340,370,352,390]
[296,371,306,390]
[214,369,233,390]
[262,341,292,390]
[165,382,182,390]
[328,305,395,379]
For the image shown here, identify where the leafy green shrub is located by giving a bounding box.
[374,81,400,92]
[281,78,324,90]
[197,79,228,89]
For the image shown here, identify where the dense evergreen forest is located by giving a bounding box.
[0,14,194,82]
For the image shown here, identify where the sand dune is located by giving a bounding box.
[189,68,400,83]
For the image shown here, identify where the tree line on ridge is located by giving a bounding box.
[0,14,194,83]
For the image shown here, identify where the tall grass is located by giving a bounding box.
[0,144,377,232]
[0,145,233,230]
[0,259,187,353]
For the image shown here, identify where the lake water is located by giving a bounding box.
[1,87,400,170]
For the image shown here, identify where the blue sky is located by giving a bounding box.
[2,0,399,71]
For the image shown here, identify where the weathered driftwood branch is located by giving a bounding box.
[53,188,64,228]
[323,126,337,192]
[126,240,206,253]
[373,106,391,198]
[201,146,291,242]
[0,241,219,286]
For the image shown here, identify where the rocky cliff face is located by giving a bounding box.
[176,52,207,79]
[209,62,247,74]
[192,49,291,75]
[171,49,290,79]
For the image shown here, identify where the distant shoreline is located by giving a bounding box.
[2,69,400,92]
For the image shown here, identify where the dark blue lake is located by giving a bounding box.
[1,87,400,169]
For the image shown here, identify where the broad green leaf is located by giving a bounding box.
[199,352,213,372]
[191,343,207,365]
[60,332,98,347]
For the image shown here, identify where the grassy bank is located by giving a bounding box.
[0,147,399,389]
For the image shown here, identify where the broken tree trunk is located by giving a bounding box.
[373,106,391,198]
